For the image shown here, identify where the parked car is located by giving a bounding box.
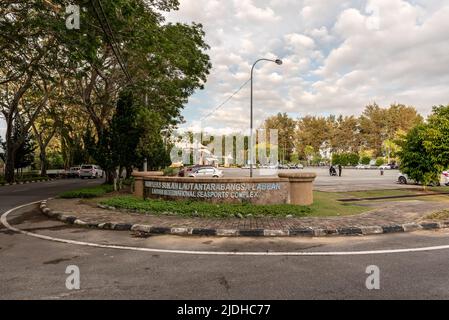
[398,172,443,186]
[79,165,104,179]
[178,165,214,177]
[356,164,368,169]
[188,167,223,178]
[443,171,449,186]
[380,164,399,170]
[67,166,81,178]
[288,163,304,169]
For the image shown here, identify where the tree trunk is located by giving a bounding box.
[105,170,115,185]
[126,166,133,179]
[5,145,15,183]
[40,150,47,176]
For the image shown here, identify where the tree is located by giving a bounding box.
[398,106,449,189]
[423,105,449,167]
[331,115,361,153]
[0,1,70,182]
[135,108,171,171]
[304,145,315,166]
[398,125,440,189]
[263,113,296,163]
[1,118,36,176]
[332,153,360,166]
[360,156,371,165]
[359,103,422,157]
[296,116,333,159]
[110,91,141,178]
[63,0,211,181]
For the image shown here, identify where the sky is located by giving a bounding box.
[165,0,449,134]
[1,0,449,139]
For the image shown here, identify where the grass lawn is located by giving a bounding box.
[98,191,369,218]
[340,189,419,199]
[426,210,449,220]
[59,184,114,199]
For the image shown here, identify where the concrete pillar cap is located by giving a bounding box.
[278,172,317,182]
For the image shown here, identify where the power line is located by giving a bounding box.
[200,78,251,122]
[90,0,131,82]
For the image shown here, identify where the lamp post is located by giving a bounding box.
[249,58,283,178]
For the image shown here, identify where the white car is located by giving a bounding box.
[356,164,367,169]
[444,171,449,186]
[379,165,391,170]
[79,165,104,179]
[398,172,445,186]
[67,166,81,178]
[188,167,223,178]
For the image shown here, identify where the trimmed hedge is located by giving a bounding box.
[99,195,313,218]
[59,184,114,199]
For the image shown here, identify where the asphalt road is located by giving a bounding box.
[221,167,422,192]
[2,179,449,300]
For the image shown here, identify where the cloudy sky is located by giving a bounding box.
[1,0,448,139]
[165,0,449,133]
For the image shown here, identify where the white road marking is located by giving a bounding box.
[3,201,449,256]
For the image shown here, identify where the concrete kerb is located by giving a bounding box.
[39,200,449,238]
[0,178,55,187]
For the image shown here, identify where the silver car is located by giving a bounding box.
[188,167,223,178]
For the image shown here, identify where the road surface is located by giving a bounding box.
[2,178,449,299]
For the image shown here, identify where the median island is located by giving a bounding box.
[47,173,449,237]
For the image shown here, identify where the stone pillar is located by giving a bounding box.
[132,171,164,199]
[278,173,317,206]
[133,176,144,198]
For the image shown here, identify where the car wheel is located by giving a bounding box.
[399,176,407,184]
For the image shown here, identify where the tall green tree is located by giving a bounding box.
[0,1,71,182]
[262,112,295,163]
[398,105,449,189]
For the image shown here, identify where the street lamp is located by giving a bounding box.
[249,58,283,178]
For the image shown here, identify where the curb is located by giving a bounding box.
[0,178,56,187]
[38,200,449,238]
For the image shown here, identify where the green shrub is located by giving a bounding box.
[163,167,179,176]
[59,184,114,199]
[375,157,386,167]
[332,153,360,166]
[360,156,371,165]
[100,196,312,218]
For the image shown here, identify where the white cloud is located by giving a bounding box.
[233,0,281,23]
[166,0,449,131]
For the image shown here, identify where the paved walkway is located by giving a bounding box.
[46,198,449,236]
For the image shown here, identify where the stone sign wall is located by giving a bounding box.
[142,177,290,205]
[133,172,317,206]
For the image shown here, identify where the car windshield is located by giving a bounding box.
[81,165,92,169]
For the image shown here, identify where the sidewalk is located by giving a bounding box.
[42,198,449,237]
